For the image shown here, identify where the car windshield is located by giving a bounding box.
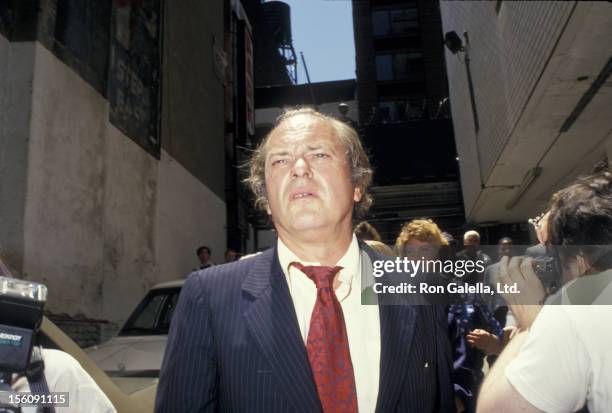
[119,287,181,336]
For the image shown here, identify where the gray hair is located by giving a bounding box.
[463,230,481,241]
[245,107,373,221]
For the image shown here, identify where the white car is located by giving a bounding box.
[41,317,156,412]
[86,280,184,394]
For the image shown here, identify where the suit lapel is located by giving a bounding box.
[360,244,418,413]
[242,248,322,413]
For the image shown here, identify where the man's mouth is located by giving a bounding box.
[291,192,315,200]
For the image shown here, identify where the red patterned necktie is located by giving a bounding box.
[291,262,358,413]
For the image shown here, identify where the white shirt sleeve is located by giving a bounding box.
[505,307,590,413]
[42,349,117,413]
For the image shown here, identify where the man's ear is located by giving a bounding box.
[537,211,551,245]
[353,186,363,203]
[576,254,593,276]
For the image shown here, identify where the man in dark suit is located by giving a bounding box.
[156,108,454,412]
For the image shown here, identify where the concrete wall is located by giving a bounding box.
[24,43,108,318]
[3,41,226,327]
[101,123,159,323]
[440,1,575,215]
[0,39,34,273]
[155,149,227,281]
[161,0,226,200]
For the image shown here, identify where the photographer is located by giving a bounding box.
[0,259,115,413]
[478,171,612,413]
[9,349,116,413]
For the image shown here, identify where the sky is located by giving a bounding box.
[280,0,356,84]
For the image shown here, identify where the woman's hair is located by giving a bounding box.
[395,219,449,249]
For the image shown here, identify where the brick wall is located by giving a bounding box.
[47,313,118,348]
[439,0,576,215]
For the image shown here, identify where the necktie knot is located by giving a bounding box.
[291,262,343,289]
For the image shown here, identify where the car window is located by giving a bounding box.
[119,288,181,336]
[158,292,179,331]
[132,294,165,330]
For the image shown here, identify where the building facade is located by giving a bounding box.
[225,0,296,254]
[354,0,449,123]
[440,1,612,231]
[0,0,255,340]
[352,0,463,243]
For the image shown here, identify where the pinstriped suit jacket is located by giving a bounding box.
[155,244,454,412]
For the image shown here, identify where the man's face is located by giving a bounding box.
[199,249,210,263]
[463,236,479,254]
[264,115,362,239]
[498,241,513,257]
[403,238,439,261]
[225,250,237,262]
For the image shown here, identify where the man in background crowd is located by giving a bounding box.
[195,245,214,270]
[224,248,239,263]
[457,230,492,285]
[496,237,514,261]
[354,220,382,243]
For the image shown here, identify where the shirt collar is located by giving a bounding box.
[277,234,360,296]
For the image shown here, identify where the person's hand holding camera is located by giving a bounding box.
[495,255,546,330]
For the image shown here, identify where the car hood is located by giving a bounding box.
[110,377,158,395]
[85,335,168,374]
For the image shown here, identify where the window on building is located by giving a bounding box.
[390,9,418,33]
[53,0,111,94]
[107,0,162,158]
[372,5,418,36]
[372,10,389,36]
[379,98,425,123]
[376,55,393,81]
[376,52,423,81]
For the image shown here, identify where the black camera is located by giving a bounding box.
[532,255,561,293]
[0,277,48,412]
[0,277,47,413]
[0,276,47,375]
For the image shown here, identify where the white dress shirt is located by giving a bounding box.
[277,235,381,413]
[12,349,116,413]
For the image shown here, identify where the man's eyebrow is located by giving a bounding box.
[306,143,335,152]
[266,150,290,158]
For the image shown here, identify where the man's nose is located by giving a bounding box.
[291,156,312,178]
